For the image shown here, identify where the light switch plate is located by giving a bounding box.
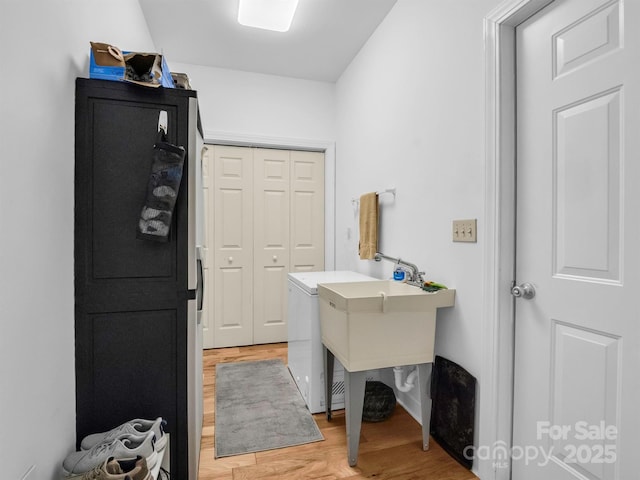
[453,219,477,242]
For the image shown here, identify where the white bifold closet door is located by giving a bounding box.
[203,145,324,348]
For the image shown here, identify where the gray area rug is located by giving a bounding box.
[215,359,324,458]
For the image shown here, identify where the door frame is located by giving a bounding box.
[202,130,336,271]
[481,1,554,479]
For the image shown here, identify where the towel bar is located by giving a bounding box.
[351,188,396,206]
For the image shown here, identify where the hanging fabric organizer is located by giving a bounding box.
[137,110,186,242]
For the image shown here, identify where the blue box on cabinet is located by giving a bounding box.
[89,42,174,88]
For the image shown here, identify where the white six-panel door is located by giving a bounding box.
[513,1,639,478]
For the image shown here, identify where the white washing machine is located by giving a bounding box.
[287,271,379,413]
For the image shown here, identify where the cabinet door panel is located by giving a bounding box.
[75,307,186,477]
[90,101,177,280]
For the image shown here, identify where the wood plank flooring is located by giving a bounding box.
[198,343,477,480]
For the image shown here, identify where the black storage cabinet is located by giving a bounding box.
[74,78,197,479]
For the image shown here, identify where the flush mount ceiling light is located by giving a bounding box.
[238,0,299,32]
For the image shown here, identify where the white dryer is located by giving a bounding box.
[287,271,378,413]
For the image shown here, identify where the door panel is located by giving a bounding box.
[552,1,621,79]
[290,150,325,272]
[253,148,290,344]
[553,88,621,282]
[513,1,638,478]
[212,146,253,347]
[202,146,213,348]
[548,321,620,480]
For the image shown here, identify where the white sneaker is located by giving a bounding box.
[65,455,151,480]
[80,417,167,452]
[63,431,157,477]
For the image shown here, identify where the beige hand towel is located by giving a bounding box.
[359,192,379,260]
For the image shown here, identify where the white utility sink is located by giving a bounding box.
[317,280,455,372]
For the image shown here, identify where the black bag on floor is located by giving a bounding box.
[137,131,185,242]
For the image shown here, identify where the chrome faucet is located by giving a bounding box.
[374,253,425,287]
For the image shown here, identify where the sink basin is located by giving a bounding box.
[317,280,455,371]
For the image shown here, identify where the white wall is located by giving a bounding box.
[169,62,336,142]
[0,3,156,479]
[335,0,500,474]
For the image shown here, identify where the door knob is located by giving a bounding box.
[512,282,535,299]
[228,256,233,263]
[272,255,278,262]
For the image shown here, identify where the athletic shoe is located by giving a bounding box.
[81,417,167,452]
[63,431,157,477]
[66,455,151,480]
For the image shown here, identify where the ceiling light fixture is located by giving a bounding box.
[238,0,299,33]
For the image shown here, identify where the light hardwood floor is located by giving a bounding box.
[198,343,477,480]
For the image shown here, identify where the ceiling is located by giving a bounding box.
[139,0,397,82]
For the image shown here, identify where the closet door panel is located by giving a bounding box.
[290,151,325,272]
[254,148,290,344]
[212,146,253,347]
[201,147,214,349]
